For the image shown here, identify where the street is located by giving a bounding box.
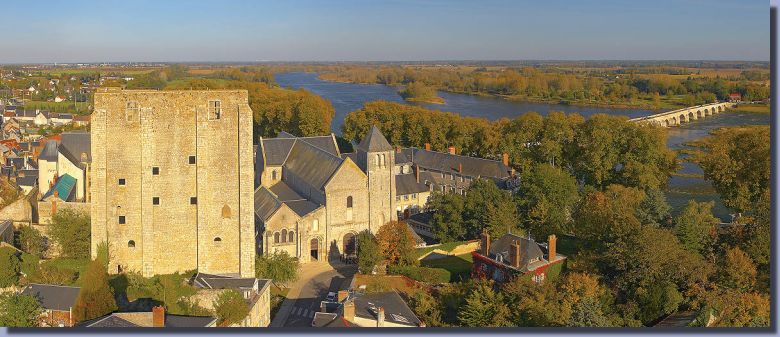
[271,261,357,327]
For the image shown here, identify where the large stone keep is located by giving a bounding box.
[91,88,255,278]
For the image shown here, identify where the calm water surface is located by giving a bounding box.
[275,72,770,221]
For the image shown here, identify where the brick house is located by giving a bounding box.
[471,233,565,284]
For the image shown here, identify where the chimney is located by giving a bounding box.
[396,146,401,154]
[152,305,165,327]
[548,234,557,261]
[458,163,462,173]
[509,241,521,268]
[415,164,420,183]
[337,290,349,303]
[377,307,385,327]
[480,232,491,255]
[343,300,355,323]
[448,145,456,155]
[424,143,431,151]
[321,301,327,313]
[502,153,509,166]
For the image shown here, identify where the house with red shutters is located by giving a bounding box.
[471,232,565,284]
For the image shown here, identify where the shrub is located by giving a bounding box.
[17,226,45,256]
[213,289,249,326]
[19,253,39,279]
[31,264,77,285]
[0,246,20,287]
[72,260,117,322]
[388,265,450,284]
[48,208,90,259]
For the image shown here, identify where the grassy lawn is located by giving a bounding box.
[420,253,473,282]
[354,274,424,294]
[732,104,770,114]
[413,240,469,260]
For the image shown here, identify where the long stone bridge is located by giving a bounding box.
[629,102,736,127]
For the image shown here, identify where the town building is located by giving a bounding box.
[471,233,565,284]
[256,126,517,262]
[79,306,217,328]
[191,273,272,327]
[90,89,255,278]
[20,283,81,327]
[312,289,422,328]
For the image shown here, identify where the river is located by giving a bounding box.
[275,72,769,221]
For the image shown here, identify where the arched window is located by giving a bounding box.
[382,154,386,167]
[346,196,353,208]
[312,219,319,231]
[272,170,277,180]
[289,231,295,242]
[375,154,381,166]
[281,229,288,243]
[274,232,280,244]
[128,240,136,248]
[222,204,232,218]
[214,237,222,244]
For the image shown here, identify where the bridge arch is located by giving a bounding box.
[679,114,687,124]
[671,116,677,125]
[664,119,672,127]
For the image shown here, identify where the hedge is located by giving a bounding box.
[387,265,450,284]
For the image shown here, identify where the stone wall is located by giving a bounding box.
[92,89,254,277]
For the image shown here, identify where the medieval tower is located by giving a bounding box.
[91,88,255,278]
[355,126,396,231]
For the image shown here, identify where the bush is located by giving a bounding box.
[19,253,39,279]
[256,251,299,287]
[49,208,90,259]
[0,247,20,287]
[213,289,249,326]
[388,265,450,284]
[30,264,77,285]
[17,226,45,256]
[72,260,117,322]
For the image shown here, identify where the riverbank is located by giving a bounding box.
[315,73,679,112]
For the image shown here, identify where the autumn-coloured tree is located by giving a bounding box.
[72,259,117,322]
[718,247,757,292]
[675,200,719,256]
[375,220,417,266]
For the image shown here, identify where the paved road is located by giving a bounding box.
[271,261,357,327]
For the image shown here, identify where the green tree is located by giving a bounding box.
[375,220,417,266]
[674,201,719,255]
[255,251,299,287]
[0,246,20,287]
[0,293,43,327]
[356,230,380,274]
[48,208,91,259]
[462,179,520,239]
[458,280,511,327]
[72,259,117,322]
[213,289,250,326]
[636,188,671,227]
[635,281,683,324]
[408,291,444,327]
[517,163,579,238]
[569,297,610,327]
[17,226,45,256]
[426,192,466,243]
[691,126,770,213]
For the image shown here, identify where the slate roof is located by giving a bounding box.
[395,174,429,196]
[260,134,339,166]
[38,140,58,161]
[191,272,265,291]
[21,284,80,311]
[356,126,393,152]
[269,181,305,202]
[312,312,352,328]
[394,150,411,165]
[254,186,282,222]
[353,290,421,327]
[59,132,91,164]
[402,147,512,179]
[283,140,344,191]
[486,233,546,271]
[16,175,36,187]
[80,312,217,328]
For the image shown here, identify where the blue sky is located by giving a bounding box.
[1,0,769,63]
